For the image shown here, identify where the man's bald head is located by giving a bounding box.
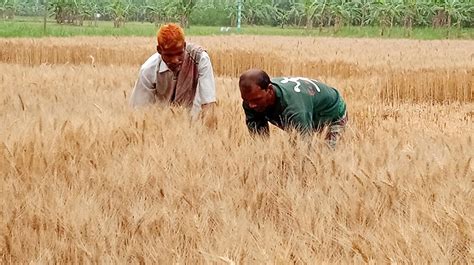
[239,69,271,92]
[239,69,276,112]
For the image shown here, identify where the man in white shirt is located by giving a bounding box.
[130,23,217,120]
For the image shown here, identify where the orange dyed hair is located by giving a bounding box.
[157,23,185,49]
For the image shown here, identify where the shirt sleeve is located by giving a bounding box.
[196,51,216,105]
[129,54,158,108]
[243,102,269,136]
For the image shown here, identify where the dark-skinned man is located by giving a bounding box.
[130,23,216,123]
[239,69,348,148]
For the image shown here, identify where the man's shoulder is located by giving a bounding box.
[271,77,316,87]
[199,51,211,62]
[187,43,210,65]
[271,76,323,96]
[140,52,160,72]
[271,78,313,110]
[196,51,213,72]
[271,77,292,92]
[270,78,292,97]
[186,42,206,51]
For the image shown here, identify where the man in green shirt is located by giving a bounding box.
[239,69,348,148]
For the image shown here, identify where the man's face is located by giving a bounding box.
[157,42,185,73]
[241,83,273,113]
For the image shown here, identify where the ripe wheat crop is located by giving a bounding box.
[0,36,473,263]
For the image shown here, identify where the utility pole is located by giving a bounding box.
[237,0,242,32]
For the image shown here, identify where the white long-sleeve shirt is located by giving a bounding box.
[129,51,217,117]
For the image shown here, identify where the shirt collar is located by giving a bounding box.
[158,59,170,73]
[268,82,284,114]
[271,82,283,101]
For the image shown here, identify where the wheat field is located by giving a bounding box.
[1,36,473,264]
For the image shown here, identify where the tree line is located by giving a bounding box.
[1,0,473,31]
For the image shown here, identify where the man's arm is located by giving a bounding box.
[196,52,216,108]
[244,102,269,136]
[129,54,158,108]
[193,51,217,126]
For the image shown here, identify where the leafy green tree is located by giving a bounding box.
[107,0,128,27]
[372,0,403,35]
[273,4,290,27]
[1,0,20,19]
[224,1,237,26]
[3,0,474,30]
[49,0,72,24]
[286,0,304,26]
[145,0,172,26]
[434,0,472,36]
[302,0,326,29]
[241,0,273,25]
[352,0,374,27]
[190,0,231,26]
[167,0,198,28]
[326,0,354,32]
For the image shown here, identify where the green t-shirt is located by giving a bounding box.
[243,77,346,135]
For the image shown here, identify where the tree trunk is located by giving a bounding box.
[334,16,341,33]
[457,21,461,37]
[306,16,313,29]
[446,15,451,38]
[180,15,188,28]
[404,16,413,37]
[432,10,447,28]
[43,0,47,34]
[114,17,123,28]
